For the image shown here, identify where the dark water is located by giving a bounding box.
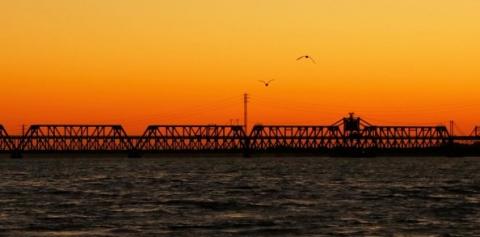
[0,156,479,236]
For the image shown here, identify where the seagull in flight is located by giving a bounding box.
[258,79,275,87]
[297,55,316,64]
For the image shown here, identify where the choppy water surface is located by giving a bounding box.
[0,156,479,236]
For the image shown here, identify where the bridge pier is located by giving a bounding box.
[242,137,251,158]
[10,151,23,159]
[128,151,142,158]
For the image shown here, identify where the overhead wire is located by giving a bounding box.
[127,94,243,125]
[250,93,480,128]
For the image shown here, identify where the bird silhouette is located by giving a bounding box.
[258,79,275,87]
[297,55,316,64]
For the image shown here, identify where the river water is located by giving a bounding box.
[0,156,479,236]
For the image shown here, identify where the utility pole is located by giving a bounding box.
[244,93,249,133]
[243,93,251,158]
[449,120,454,136]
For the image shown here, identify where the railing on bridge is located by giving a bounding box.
[135,125,246,152]
[17,125,133,152]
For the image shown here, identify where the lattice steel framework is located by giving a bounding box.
[136,125,246,152]
[18,125,133,152]
[0,125,14,152]
[0,114,477,156]
[364,126,450,148]
[248,125,343,151]
[248,114,451,151]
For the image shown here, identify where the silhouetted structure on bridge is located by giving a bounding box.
[1,114,479,158]
[472,126,480,137]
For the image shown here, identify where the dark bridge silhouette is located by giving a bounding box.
[1,114,479,158]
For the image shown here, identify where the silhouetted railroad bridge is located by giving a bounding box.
[1,114,479,158]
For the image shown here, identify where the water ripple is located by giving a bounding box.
[0,156,479,236]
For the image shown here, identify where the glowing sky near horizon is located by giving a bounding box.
[1,0,479,134]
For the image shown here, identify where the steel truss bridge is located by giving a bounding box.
[1,114,479,158]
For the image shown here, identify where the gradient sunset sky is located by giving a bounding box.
[1,0,479,134]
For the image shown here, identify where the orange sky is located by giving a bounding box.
[1,0,479,134]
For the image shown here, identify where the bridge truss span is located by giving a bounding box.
[136,125,247,152]
[18,125,133,152]
[249,125,343,151]
[362,126,450,149]
[248,114,453,151]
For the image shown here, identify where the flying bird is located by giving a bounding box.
[297,55,316,64]
[258,79,275,87]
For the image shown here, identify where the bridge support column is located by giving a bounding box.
[242,137,251,158]
[10,151,23,159]
[128,150,142,158]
